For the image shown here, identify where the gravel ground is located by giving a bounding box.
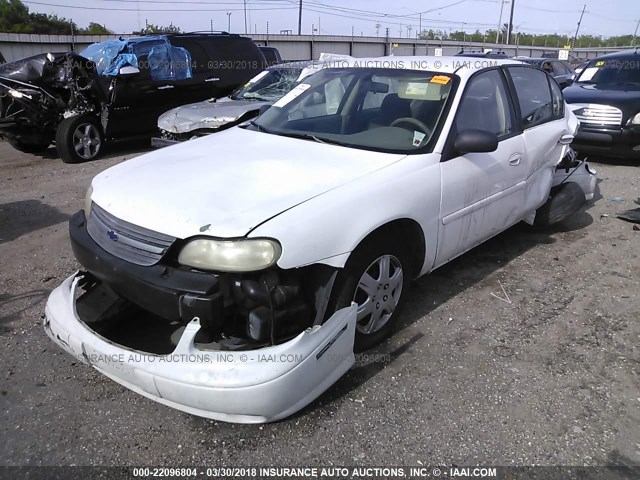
[0,140,638,468]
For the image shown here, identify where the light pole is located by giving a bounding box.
[226,12,232,33]
[632,18,640,46]
[243,0,248,34]
[496,0,509,44]
[514,21,525,55]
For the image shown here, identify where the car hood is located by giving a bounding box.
[0,52,94,86]
[91,127,407,239]
[158,97,271,134]
[564,82,640,105]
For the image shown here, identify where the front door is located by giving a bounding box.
[435,68,527,267]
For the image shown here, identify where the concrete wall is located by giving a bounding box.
[0,31,629,63]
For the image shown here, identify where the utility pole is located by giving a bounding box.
[210,19,213,33]
[298,0,302,35]
[506,0,515,45]
[572,4,586,49]
[419,13,422,38]
[244,0,248,34]
[385,27,390,56]
[496,0,506,44]
[633,18,640,46]
[227,12,232,33]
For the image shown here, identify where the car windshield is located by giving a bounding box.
[252,68,454,154]
[231,66,303,102]
[576,56,640,85]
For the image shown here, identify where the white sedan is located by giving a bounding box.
[45,56,597,423]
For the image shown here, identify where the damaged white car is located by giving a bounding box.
[152,61,313,147]
[45,57,597,423]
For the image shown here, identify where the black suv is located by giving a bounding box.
[0,32,264,163]
[563,49,640,159]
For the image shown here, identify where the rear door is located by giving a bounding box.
[436,68,528,267]
[505,66,571,214]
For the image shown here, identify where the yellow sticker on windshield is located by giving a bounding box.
[595,61,605,67]
[430,75,451,85]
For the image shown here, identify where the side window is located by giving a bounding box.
[171,38,209,74]
[552,62,566,76]
[549,77,564,119]
[454,69,513,138]
[507,66,555,129]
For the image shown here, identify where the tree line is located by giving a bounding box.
[0,0,182,35]
[0,0,636,47]
[418,24,637,49]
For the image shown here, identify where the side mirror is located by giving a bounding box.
[119,66,140,75]
[454,129,498,154]
[258,104,271,116]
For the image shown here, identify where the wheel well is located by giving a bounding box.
[354,219,426,278]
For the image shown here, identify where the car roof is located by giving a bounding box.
[523,58,562,62]
[588,48,640,60]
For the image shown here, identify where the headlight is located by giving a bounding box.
[178,238,282,272]
[84,184,93,216]
[630,112,640,125]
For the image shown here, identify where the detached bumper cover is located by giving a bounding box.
[44,273,357,423]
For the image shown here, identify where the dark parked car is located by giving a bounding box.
[520,58,576,88]
[563,49,640,158]
[455,50,511,59]
[259,46,283,67]
[0,32,265,163]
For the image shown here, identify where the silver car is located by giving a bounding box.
[152,61,313,147]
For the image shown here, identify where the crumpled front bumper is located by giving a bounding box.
[44,273,357,424]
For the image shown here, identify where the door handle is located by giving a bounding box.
[205,77,220,82]
[157,85,174,90]
[559,134,574,145]
[509,155,521,166]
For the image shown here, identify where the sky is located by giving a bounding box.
[21,0,640,38]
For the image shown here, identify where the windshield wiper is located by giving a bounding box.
[242,95,272,101]
[248,120,275,133]
[277,131,347,145]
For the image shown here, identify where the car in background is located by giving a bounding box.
[259,46,283,67]
[45,57,595,423]
[153,61,312,146]
[456,50,511,59]
[519,58,576,88]
[564,49,640,158]
[0,32,264,163]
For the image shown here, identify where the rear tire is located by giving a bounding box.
[330,236,412,352]
[56,115,104,164]
[534,182,585,228]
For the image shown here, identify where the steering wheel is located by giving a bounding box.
[390,117,432,137]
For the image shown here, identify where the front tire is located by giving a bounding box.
[56,115,104,164]
[330,236,411,352]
